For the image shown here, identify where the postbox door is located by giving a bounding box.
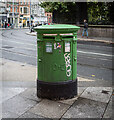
[43,40,73,82]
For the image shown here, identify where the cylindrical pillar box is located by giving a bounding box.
[34,24,80,100]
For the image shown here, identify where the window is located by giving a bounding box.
[24,0,26,5]
[26,7,29,14]
[1,8,5,13]
[19,18,22,23]
[9,6,11,12]
[20,15,23,17]
[23,0,25,5]
[20,7,22,13]
[16,7,18,12]
[32,10,34,14]
[65,42,70,52]
[46,42,52,53]
[24,7,27,14]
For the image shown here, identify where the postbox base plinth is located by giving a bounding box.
[37,79,77,100]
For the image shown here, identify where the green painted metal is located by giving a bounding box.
[34,24,80,34]
[34,24,80,82]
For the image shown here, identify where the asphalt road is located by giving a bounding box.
[1,29,113,86]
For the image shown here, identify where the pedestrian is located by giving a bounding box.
[5,22,7,28]
[8,23,10,28]
[82,19,88,38]
[20,22,22,28]
[1,23,3,28]
[11,23,14,29]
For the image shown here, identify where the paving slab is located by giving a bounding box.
[57,96,78,106]
[3,81,36,88]
[0,103,2,119]
[103,98,112,118]
[2,88,26,102]
[61,118,111,120]
[29,99,70,118]
[80,87,112,103]
[2,59,37,82]
[62,97,107,118]
[19,88,41,102]
[2,95,37,117]
[0,88,2,103]
[78,87,87,96]
[2,109,19,118]
[0,61,2,81]
[58,87,87,105]
[18,111,44,119]
[78,79,112,87]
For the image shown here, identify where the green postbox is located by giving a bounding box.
[34,24,80,100]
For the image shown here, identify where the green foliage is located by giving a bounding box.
[39,2,75,13]
[106,2,114,24]
[87,2,110,24]
[39,2,113,25]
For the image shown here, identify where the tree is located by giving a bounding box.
[40,2,113,25]
[87,2,113,25]
[107,2,114,24]
[39,2,70,13]
[39,2,87,24]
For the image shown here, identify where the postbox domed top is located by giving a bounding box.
[34,24,80,34]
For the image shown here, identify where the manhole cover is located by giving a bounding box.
[2,46,13,49]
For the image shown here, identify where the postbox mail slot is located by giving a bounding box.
[43,36,55,40]
[62,36,73,38]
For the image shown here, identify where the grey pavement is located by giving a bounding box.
[1,58,113,119]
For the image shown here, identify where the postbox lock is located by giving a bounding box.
[39,59,42,62]
[74,58,77,61]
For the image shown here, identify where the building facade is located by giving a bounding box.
[18,0,30,27]
[6,0,30,28]
[1,0,50,28]
[0,1,7,28]
[31,2,47,25]
[7,0,19,27]
[45,12,52,24]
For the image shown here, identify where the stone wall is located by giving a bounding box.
[77,25,114,38]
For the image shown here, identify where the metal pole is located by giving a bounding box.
[30,0,31,32]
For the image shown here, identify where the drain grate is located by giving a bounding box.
[2,46,13,49]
